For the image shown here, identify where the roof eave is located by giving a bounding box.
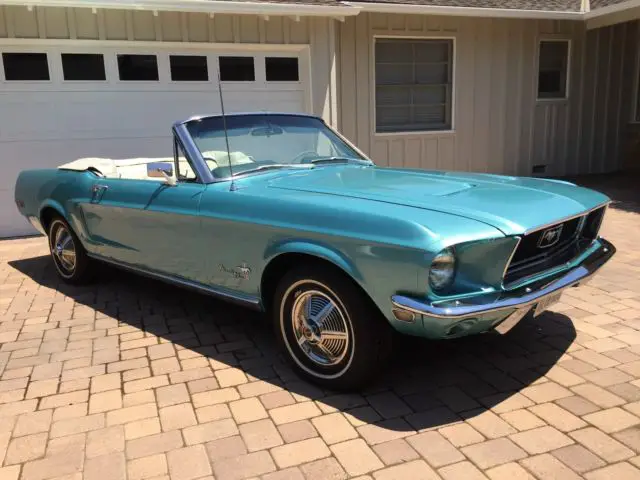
[344,1,584,20]
[0,0,361,17]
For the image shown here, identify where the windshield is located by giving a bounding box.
[184,114,371,180]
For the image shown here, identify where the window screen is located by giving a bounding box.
[219,56,255,81]
[170,55,208,81]
[538,41,569,99]
[375,39,453,133]
[62,54,106,81]
[117,54,159,81]
[265,57,299,81]
[2,53,49,81]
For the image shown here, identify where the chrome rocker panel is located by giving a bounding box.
[392,238,615,321]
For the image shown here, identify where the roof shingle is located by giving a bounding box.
[348,0,583,12]
[590,0,635,9]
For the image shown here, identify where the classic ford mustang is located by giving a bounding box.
[14,113,615,389]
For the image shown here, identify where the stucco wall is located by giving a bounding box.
[338,13,636,176]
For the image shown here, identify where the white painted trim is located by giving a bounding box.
[535,37,572,102]
[0,0,360,17]
[370,34,457,137]
[585,0,640,19]
[345,2,584,20]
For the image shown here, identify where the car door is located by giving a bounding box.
[81,145,207,282]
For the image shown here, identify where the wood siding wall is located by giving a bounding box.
[0,5,338,124]
[578,20,638,174]
[339,13,636,176]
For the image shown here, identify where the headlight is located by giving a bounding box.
[429,247,456,292]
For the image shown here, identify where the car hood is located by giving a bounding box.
[267,166,610,235]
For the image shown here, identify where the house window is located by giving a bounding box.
[170,55,208,81]
[266,57,299,81]
[374,38,453,133]
[61,54,106,81]
[219,56,255,81]
[117,54,159,81]
[537,40,569,99]
[2,53,49,81]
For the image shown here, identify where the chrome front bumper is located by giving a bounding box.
[392,238,616,321]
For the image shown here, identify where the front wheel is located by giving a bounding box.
[273,264,392,391]
[48,216,94,284]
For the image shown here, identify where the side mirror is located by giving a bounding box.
[160,169,177,186]
[147,162,177,186]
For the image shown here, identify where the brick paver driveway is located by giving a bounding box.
[0,174,639,480]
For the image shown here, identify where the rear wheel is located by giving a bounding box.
[273,263,392,391]
[47,216,94,284]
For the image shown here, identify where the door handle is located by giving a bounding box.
[91,184,108,203]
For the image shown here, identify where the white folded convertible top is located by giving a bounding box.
[58,152,252,180]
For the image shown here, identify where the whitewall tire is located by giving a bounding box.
[273,263,392,391]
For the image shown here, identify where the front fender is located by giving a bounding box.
[263,239,363,283]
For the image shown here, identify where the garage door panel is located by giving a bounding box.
[0,44,310,237]
[1,90,306,142]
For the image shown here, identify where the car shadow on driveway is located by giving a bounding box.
[9,255,576,433]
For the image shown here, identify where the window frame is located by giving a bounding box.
[168,54,210,83]
[116,53,160,82]
[372,34,457,137]
[60,52,107,82]
[218,55,256,83]
[536,38,571,102]
[265,56,300,82]
[1,51,52,83]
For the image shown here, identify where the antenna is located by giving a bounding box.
[217,71,236,191]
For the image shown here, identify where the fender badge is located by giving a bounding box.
[219,262,251,280]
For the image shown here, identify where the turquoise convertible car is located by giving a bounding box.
[15,113,615,389]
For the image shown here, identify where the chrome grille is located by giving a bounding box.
[504,206,606,286]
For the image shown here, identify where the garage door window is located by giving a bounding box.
[170,55,208,82]
[117,54,159,81]
[219,56,254,81]
[2,53,49,81]
[61,54,106,81]
[265,57,299,82]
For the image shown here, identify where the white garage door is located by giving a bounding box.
[0,42,311,237]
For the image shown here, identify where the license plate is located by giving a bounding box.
[495,307,531,335]
[534,292,562,317]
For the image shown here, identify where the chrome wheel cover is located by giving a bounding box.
[291,289,350,367]
[52,224,76,275]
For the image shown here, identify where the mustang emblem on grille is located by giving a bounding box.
[538,224,563,249]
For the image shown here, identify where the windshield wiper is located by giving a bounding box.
[309,157,373,166]
[232,164,314,177]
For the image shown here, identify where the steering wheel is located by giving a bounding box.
[203,156,219,170]
[291,151,320,164]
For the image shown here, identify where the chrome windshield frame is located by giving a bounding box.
[171,113,375,184]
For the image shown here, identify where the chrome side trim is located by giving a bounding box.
[523,201,610,235]
[87,253,262,310]
[392,238,615,320]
